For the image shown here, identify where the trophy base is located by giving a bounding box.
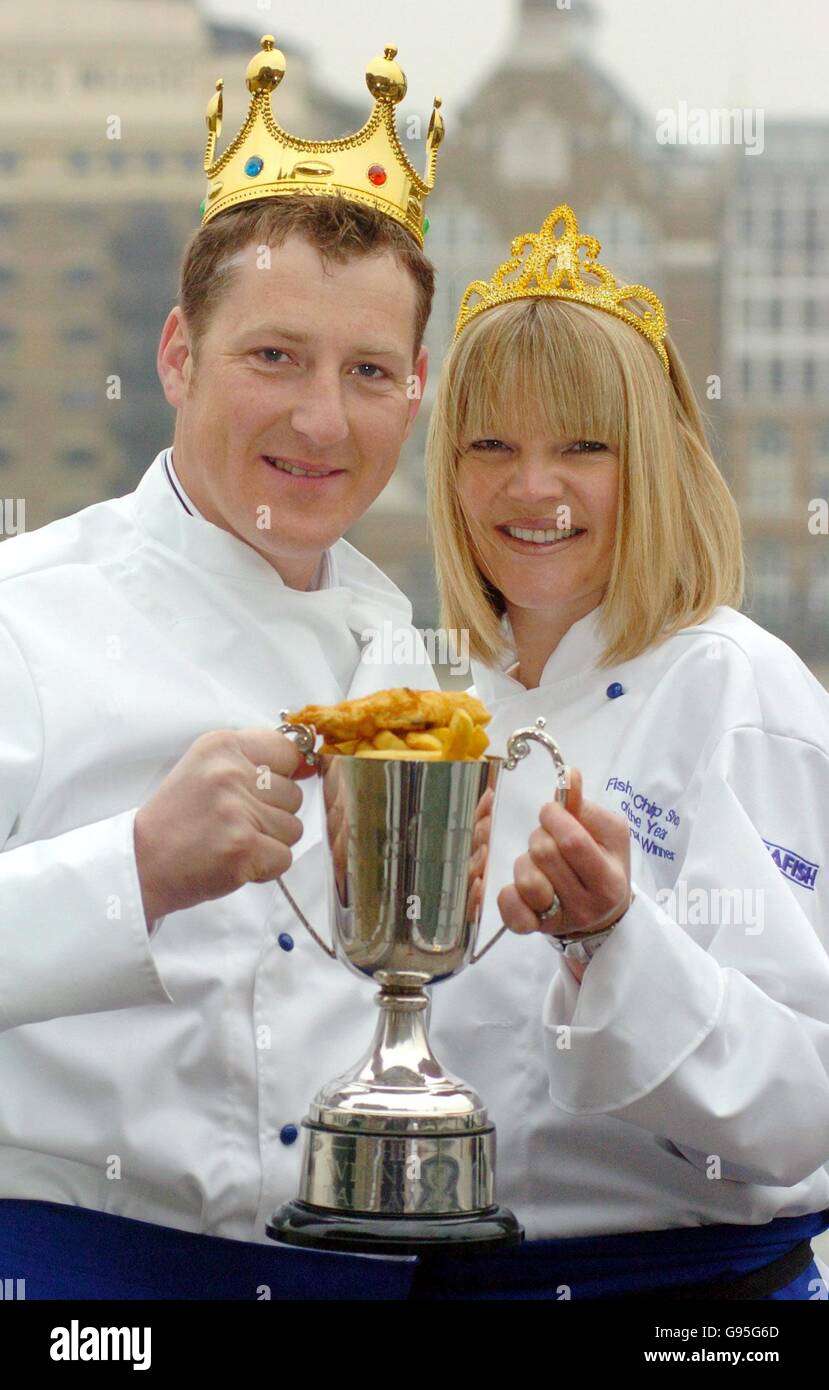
[267,1200,523,1258]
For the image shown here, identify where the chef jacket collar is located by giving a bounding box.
[472,603,607,702]
[163,447,204,520]
[132,449,414,636]
[162,447,331,590]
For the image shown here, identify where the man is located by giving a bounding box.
[0,37,443,1295]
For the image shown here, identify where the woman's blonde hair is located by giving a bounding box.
[425,296,744,669]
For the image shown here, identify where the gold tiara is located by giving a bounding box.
[454,204,669,372]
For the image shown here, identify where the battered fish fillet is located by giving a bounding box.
[287,688,491,743]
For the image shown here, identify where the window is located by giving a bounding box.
[814,424,829,500]
[586,202,659,287]
[808,555,829,624]
[496,109,570,187]
[60,386,97,409]
[59,447,97,467]
[61,324,97,344]
[62,265,97,287]
[748,423,794,513]
[804,359,816,395]
[740,358,753,396]
[747,540,792,627]
[64,204,95,223]
[421,199,502,355]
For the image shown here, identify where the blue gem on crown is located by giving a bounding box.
[244,155,264,177]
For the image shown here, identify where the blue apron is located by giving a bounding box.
[0,1200,826,1300]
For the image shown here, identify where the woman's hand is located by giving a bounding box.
[497,768,633,942]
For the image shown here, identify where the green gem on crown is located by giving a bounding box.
[199,197,207,217]
[423,215,430,235]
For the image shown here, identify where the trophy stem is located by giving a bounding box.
[307,982,488,1128]
[364,985,444,1089]
[267,977,523,1253]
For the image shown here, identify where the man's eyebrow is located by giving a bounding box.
[239,325,407,359]
[354,346,408,360]
[241,325,308,343]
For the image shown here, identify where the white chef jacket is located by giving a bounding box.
[3,461,829,1253]
[0,447,439,1240]
[427,603,829,1241]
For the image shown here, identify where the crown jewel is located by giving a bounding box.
[454,204,669,371]
[200,35,444,247]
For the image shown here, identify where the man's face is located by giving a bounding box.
[158,233,427,588]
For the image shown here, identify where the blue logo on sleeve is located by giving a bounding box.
[762,840,820,891]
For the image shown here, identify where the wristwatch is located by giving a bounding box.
[547,923,618,964]
[546,893,635,965]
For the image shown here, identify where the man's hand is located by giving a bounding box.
[497,768,632,941]
[134,729,316,928]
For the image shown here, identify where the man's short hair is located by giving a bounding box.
[177,195,436,366]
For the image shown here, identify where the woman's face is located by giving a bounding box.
[456,424,619,618]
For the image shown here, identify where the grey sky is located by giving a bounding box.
[204,0,829,123]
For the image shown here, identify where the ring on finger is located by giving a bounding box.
[537,889,562,922]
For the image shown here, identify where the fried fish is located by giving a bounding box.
[286,687,491,761]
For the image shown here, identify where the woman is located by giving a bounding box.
[421,204,829,1300]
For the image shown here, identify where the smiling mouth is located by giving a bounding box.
[262,455,344,479]
[498,524,586,548]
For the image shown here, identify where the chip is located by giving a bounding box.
[289,687,491,762]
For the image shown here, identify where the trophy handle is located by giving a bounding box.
[273,715,336,960]
[470,717,568,964]
[276,713,321,768]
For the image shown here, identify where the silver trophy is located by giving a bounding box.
[267,715,567,1256]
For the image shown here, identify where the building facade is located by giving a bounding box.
[0,0,352,526]
[721,122,829,671]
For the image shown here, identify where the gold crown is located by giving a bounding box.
[454,204,669,372]
[199,35,444,247]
